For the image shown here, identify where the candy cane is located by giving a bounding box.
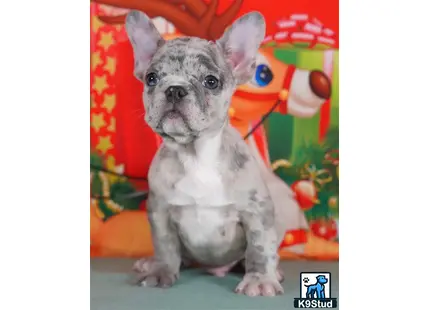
[277,19,297,29]
[268,15,338,48]
[291,32,315,41]
[323,28,335,36]
[304,22,323,35]
[318,36,336,46]
[274,31,289,44]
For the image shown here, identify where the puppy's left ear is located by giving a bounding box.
[217,12,266,85]
[125,10,165,82]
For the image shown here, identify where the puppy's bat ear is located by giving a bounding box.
[216,12,266,85]
[125,10,165,82]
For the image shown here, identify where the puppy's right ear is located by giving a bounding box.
[125,10,165,82]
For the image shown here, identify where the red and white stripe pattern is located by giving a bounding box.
[263,13,338,48]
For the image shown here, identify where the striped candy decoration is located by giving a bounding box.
[263,13,338,48]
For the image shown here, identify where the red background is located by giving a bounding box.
[217,0,338,48]
[91,0,339,191]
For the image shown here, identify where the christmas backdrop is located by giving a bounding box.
[90,0,339,260]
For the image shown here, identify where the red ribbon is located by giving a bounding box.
[278,65,296,114]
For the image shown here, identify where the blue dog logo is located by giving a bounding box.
[304,275,328,299]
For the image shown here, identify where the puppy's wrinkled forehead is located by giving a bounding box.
[149,37,226,78]
[126,10,266,86]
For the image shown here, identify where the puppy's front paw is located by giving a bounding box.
[133,258,178,288]
[235,273,284,297]
[133,257,156,273]
[136,267,179,288]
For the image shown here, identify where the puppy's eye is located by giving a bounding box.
[145,72,159,87]
[202,75,219,89]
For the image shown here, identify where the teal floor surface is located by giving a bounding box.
[91,258,339,310]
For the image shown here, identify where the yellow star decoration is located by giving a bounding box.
[96,135,113,154]
[93,75,108,95]
[102,94,115,113]
[99,32,114,51]
[92,15,104,33]
[91,113,106,132]
[107,117,116,132]
[104,57,116,75]
[90,95,96,108]
[106,155,125,184]
[92,51,103,71]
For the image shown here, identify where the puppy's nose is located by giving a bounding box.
[165,86,188,103]
[309,70,331,100]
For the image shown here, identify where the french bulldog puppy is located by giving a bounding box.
[126,10,288,297]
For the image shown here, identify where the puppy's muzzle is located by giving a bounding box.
[165,86,188,104]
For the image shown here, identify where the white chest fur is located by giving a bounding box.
[179,208,230,246]
[166,131,232,207]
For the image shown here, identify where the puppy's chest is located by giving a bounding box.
[166,158,233,207]
[172,206,239,246]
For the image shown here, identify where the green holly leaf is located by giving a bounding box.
[110,181,142,211]
[293,142,327,169]
[305,205,325,222]
[90,151,104,168]
[323,127,339,150]
[305,190,335,221]
[90,151,104,196]
[274,165,301,186]
[91,173,103,197]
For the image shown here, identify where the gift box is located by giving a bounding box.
[264,14,339,161]
[262,14,339,257]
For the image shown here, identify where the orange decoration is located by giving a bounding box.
[328,196,338,209]
[91,210,154,257]
[228,107,235,118]
[90,200,103,241]
[302,232,339,260]
[278,89,289,101]
[280,229,307,248]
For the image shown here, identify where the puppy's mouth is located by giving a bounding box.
[163,110,184,121]
[159,109,189,127]
[155,109,194,142]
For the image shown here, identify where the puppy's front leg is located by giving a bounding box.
[134,194,181,288]
[236,195,284,297]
